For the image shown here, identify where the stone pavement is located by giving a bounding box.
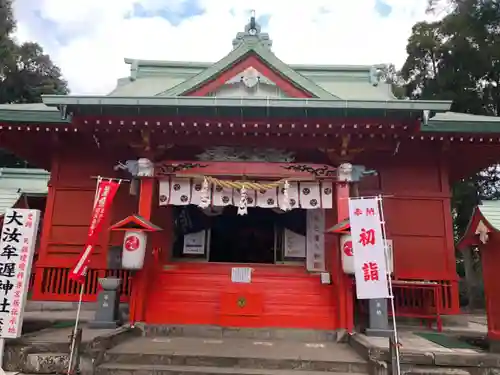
[23,309,94,322]
[356,330,480,354]
[349,314,500,375]
[5,307,495,374]
[108,335,365,362]
[98,335,369,375]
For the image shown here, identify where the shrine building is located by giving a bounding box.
[1,17,500,331]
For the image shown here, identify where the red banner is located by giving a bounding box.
[69,179,120,283]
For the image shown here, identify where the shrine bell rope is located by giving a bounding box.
[205,176,288,190]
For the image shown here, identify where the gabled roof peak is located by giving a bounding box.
[232,12,272,51]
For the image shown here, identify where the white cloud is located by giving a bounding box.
[12,0,440,95]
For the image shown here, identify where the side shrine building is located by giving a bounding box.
[1,18,500,332]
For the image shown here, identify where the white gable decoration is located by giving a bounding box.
[210,66,288,98]
[226,67,275,87]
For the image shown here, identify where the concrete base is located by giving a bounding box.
[365,328,393,338]
[141,324,339,342]
[490,339,500,353]
[88,320,120,329]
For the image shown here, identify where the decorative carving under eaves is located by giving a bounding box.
[225,67,275,88]
[281,164,336,177]
[196,146,295,163]
[156,162,208,176]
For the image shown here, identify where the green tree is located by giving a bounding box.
[0,0,69,104]
[401,0,500,308]
[0,0,68,167]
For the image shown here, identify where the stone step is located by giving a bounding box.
[142,324,339,342]
[103,336,368,373]
[96,363,368,375]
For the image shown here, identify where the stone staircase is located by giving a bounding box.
[95,325,370,375]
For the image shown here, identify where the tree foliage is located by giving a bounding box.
[400,0,500,307]
[401,0,500,230]
[0,0,68,168]
[0,0,69,104]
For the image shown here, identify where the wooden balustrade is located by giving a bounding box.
[356,279,459,331]
[30,266,133,302]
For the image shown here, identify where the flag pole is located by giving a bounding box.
[377,194,400,375]
[67,176,102,374]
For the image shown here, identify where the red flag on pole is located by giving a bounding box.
[69,179,120,283]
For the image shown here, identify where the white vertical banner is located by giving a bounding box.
[0,209,41,338]
[306,210,326,272]
[348,198,389,299]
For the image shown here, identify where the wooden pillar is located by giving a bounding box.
[480,240,500,350]
[129,177,155,323]
[336,181,354,331]
[32,153,59,300]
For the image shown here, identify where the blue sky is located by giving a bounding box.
[12,0,440,94]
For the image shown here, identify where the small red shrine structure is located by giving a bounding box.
[458,201,500,344]
[1,17,500,331]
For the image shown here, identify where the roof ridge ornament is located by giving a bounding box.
[232,11,272,50]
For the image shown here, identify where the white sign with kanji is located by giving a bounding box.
[0,209,40,338]
[348,198,389,299]
[306,209,326,272]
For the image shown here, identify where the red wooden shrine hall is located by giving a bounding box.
[129,160,344,329]
[1,15,487,333]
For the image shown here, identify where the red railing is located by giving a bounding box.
[30,266,133,302]
[392,281,444,331]
[356,279,458,332]
[393,280,458,314]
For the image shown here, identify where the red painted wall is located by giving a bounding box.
[35,146,137,269]
[145,263,337,329]
[358,143,458,312]
[33,139,459,321]
[481,239,500,339]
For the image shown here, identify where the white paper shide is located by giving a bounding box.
[348,198,389,299]
[0,209,40,338]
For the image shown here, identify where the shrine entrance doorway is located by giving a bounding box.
[209,207,275,264]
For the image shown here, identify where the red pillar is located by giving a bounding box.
[129,178,155,323]
[336,182,354,331]
[481,240,500,343]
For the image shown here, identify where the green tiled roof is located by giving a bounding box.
[159,43,338,99]
[422,112,500,133]
[477,201,500,231]
[0,168,49,216]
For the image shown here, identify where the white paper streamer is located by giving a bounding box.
[280,180,291,211]
[237,185,248,215]
[198,177,210,209]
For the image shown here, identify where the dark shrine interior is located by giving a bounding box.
[172,205,307,264]
[209,207,275,264]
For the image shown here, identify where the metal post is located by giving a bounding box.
[68,176,102,374]
[0,337,5,370]
[67,284,84,373]
[378,195,401,375]
[68,327,82,375]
